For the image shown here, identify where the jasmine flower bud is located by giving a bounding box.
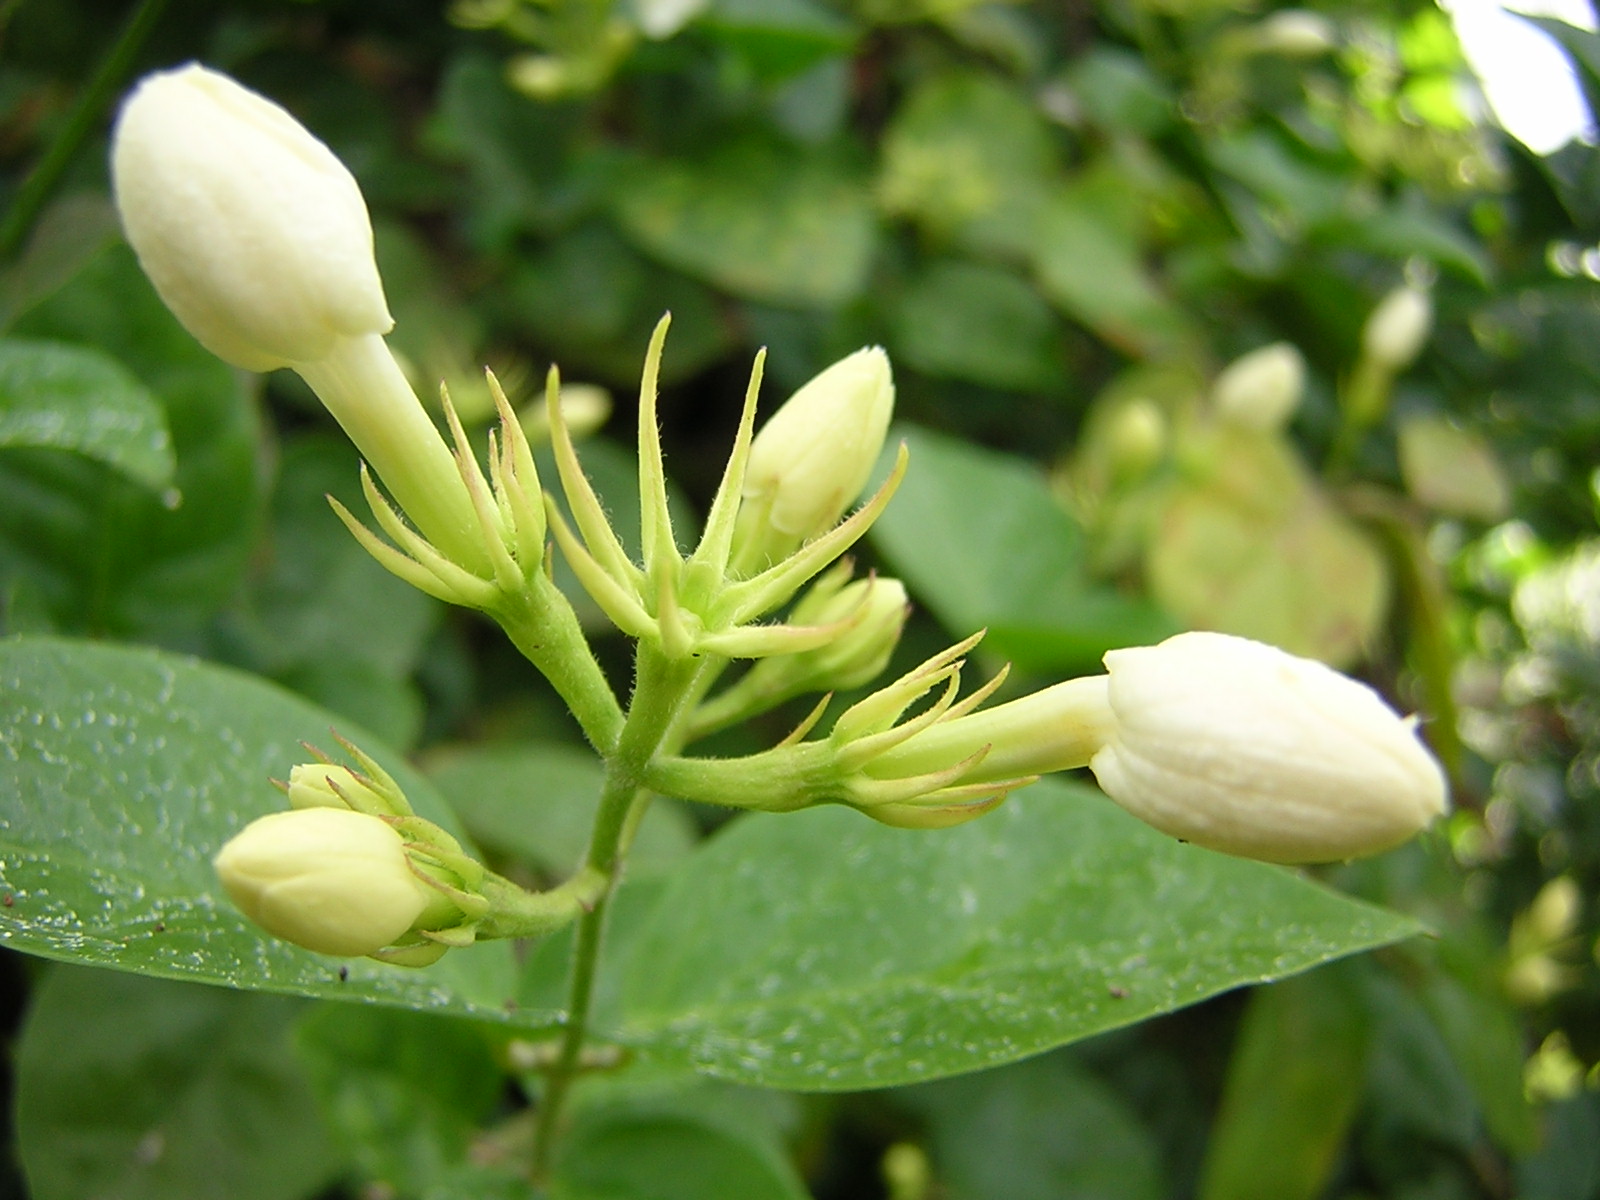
[1212,342,1305,430]
[733,347,894,571]
[111,63,392,372]
[214,808,432,957]
[1089,631,1448,863]
[1362,285,1432,371]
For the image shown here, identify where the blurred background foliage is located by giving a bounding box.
[4,0,1600,1196]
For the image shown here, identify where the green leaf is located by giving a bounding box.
[1031,185,1193,357]
[1199,965,1371,1200]
[0,635,525,1022]
[877,70,1058,247]
[553,1083,809,1200]
[604,778,1423,1090]
[296,1004,516,1199]
[503,222,733,387]
[15,965,340,1200]
[889,259,1068,393]
[899,1051,1166,1200]
[1145,425,1389,668]
[868,425,1174,673]
[613,136,876,306]
[0,338,174,490]
[224,434,441,748]
[701,0,857,82]
[427,741,697,879]
[1,243,263,639]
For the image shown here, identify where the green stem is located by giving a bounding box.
[496,575,625,753]
[528,643,705,1182]
[0,0,169,259]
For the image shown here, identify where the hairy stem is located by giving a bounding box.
[529,643,705,1180]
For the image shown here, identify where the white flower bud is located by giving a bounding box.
[1253,10,1338,55]
[214,808,430,957]
[1088,632,1448,863]
[111,63,392,372]
[1362,286,1432,371]
[734,347,895,567]
[1212,342,1306,430]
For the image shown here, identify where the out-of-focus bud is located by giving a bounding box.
[733,347,895,570]
[1253,10,1338,55]
[111,63,391,372]
[1212,342,1305,430]
[1088,631,1448,863]
[214,808,433,957]
[1104,398,1168,483]
[1362,285,1432,371]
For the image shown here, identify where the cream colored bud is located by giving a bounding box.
[779,575,910,692]
[111,64,392,371]
[214,808,429,957]
[1089,631,1448,863]
[1254,10,1338,55]
[1213,342,1306,430]
[285,763,389,815]
[735,347,895,566]
[1362,286,1432,371]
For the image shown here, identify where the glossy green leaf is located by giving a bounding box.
[0,636,526,1022]
[296,1004,517,1199]
[224,434,440,747]
[0,244,263,639]
[613,136,875,306]
[605,778,1423,1090]
[15,965,340,1200]
[900,1051,1165,1200]
[427,741,697,879]
[0,338,174,490]
[1199,965,1370,1200]
[890,260,1068,393]
[868,424,1174,673]
[553,1082,809,1200]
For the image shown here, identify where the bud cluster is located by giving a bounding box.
[110,63,1452,979]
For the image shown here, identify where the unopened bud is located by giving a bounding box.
[1212,343,1305,430]
[111,64,391,372]
[1089,631,1448,863]
[1253,10,1338,55]
[733,347,894,570]
[1362,286,1432,371]
[214,808,432,957]
[1105,398,1167,481]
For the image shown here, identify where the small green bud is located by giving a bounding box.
[285,763,392,815]
[214,808,433,958]
[1212,343,1305,430]
[733,347,894,570]
[1104,398,1168,482]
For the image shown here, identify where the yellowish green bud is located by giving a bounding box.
[1212,342,1305,430]
[1362,286,1433,371]
[1104,398,1168,482]
[733,347,895,570]
[214,808,432,957]
[1089,632,1448,863]
[111,64,391,372]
